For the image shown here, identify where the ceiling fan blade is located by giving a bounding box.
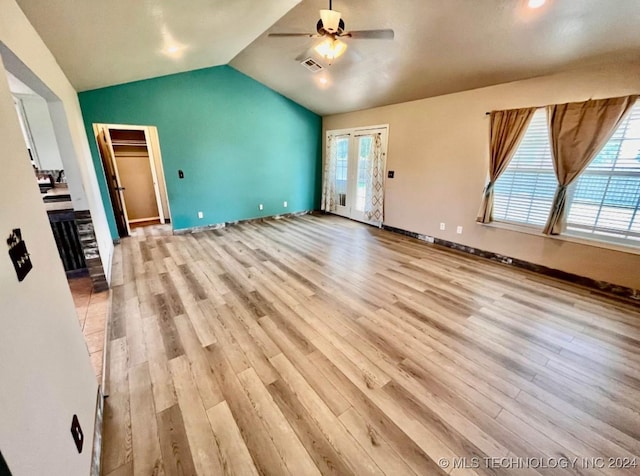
[268,33,316,38]
[343,29,394,40]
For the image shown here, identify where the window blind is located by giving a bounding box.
[493,109,556,227]
[567,102,640,243]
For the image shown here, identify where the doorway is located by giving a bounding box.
[3,59,108,381]
[94,124,171,237]
[329,125,389,224]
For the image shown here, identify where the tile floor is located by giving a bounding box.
[69,276,108,382]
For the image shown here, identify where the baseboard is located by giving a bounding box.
[172,210,314,235]
[382,224,640,302]
[101,287,113,398]
[89,387,104,476]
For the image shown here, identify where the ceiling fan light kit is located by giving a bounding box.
[268,0,394,66]
[319,9,342,33]
[314,38,347,61]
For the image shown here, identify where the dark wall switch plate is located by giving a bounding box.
[387,170,395,178]
[70,414,84,453]
[178,170,184,179]
[0,449,12,475]
[7,228,32,282]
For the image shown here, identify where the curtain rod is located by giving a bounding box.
[484,95,635,115]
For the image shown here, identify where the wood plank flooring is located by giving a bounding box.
[102,214,640,475]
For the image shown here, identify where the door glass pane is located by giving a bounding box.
[355,136,373,212]
[335,136,349,206]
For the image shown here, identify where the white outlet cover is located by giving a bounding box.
[197,211,203,219]
[440,223,446,230]
[457,226,463,234]
[283,201,288,207]
[259,204,264,210]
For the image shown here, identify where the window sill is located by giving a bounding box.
[481,220,640,256]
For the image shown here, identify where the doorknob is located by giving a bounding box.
[115,186,126,191]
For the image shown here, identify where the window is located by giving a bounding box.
[492,101,640,247]
[335,135,349,181]
[567,103,640,243]
[493,109,556,227]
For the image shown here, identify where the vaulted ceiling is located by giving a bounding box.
[16,0,640,115]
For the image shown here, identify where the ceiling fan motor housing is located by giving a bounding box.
[317,18,345,36]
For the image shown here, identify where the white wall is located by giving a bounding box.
[0,0,115,473]
[0,0,113,282]
[325,62,640,290]
[16,93,64,170]
[0,56,97,476]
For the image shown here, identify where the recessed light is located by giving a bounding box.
[161,44,187,58]
[319,77,328,84]
[528,0,545,8]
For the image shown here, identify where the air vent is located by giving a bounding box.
[300,58,323,73]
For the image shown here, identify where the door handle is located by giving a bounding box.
[115,187,126,191]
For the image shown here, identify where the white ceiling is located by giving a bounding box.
[15,0,302,91]
[15,0,640,115]
[231,0,640,115]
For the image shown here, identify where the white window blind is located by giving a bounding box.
[493,109,556,227]
[566,102,640,243]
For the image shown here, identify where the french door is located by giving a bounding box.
[329,126,388,224]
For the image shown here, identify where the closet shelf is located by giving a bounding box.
[111,139,147,147]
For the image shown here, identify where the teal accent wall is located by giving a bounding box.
[79,65,322,238]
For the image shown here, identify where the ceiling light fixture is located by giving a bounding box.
[528,0,546,8]
[319,9,342,33]
[314,38,348,62]
[161,43,187,59]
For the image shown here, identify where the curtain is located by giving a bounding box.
[543,95,638,235]
[476,107,537,223]
[321,134,337,212]
[364,133,385,225]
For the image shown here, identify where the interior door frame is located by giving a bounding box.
[96,127,129,236]
[107,124,165,224]
[326,124,389,225]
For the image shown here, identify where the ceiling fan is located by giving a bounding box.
[268,0,394,64]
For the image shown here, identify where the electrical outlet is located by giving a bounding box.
[197,211,203,219]
[439,222,446,231]
[259,204,264,211]
[457,226,463,234]
[283,201,288,208]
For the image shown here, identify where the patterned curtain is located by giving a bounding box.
[364,133,385,225]
[321,134,337,212]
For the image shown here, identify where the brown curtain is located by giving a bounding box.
[543,95,638,235]
[477,107,537,223]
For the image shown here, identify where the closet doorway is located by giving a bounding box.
[94,124,171,237]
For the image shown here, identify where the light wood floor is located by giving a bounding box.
[70,275,108,381]
[102,214,640,476]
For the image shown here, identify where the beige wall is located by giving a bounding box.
[324,62,640,290]
[0,1,110,474]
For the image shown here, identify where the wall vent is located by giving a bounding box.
[300,58,323,73]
